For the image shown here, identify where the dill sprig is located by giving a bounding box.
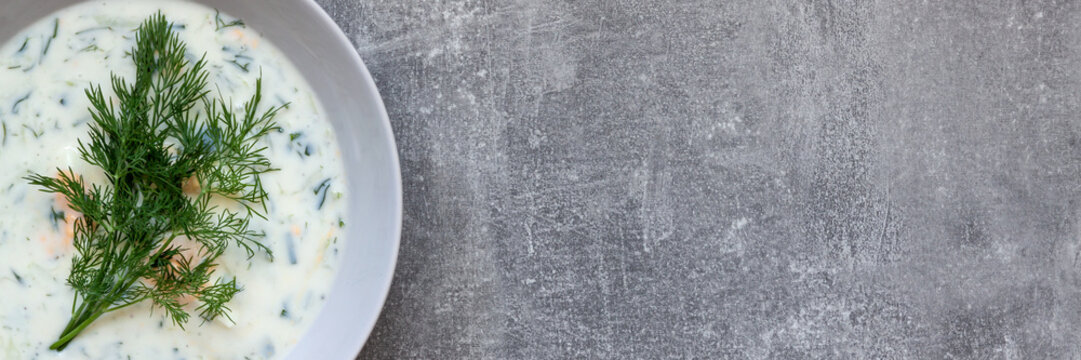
[25,13,282,351]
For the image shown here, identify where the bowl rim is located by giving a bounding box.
[300,0,402,356]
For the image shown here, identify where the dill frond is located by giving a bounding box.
[25,12,279,351]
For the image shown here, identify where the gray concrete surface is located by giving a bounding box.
[315,0,1081,358]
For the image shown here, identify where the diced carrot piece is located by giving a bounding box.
[182,176,201,194]
[46,170,82,254]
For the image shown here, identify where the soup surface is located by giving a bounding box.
[0,1,347,359]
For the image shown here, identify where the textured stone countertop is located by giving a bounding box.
[316,0,1081,358]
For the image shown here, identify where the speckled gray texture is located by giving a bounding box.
[315,0,1081,358]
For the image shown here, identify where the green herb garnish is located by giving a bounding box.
[214,9,245,31]
[25,13,282,351]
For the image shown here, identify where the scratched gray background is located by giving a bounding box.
[315,0,1081,358]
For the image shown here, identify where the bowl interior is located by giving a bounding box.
[0,1,402,359]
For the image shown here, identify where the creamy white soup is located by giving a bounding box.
[0,1,347,359]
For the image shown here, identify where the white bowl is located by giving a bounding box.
[0,1,402,359]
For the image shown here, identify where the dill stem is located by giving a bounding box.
[51,273,141,350]
[60,300,89,335]
[50,301,108,351]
